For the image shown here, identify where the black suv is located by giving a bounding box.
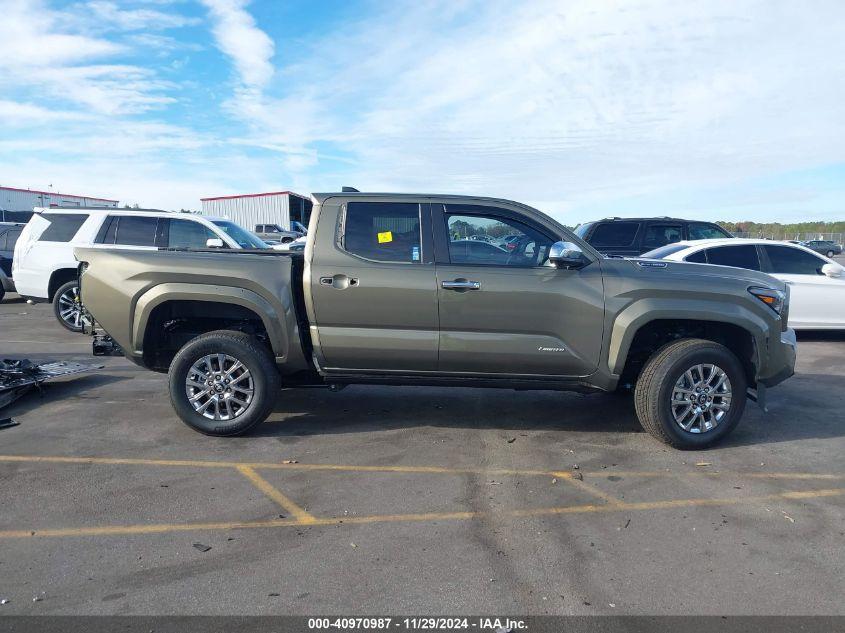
[0,222,24,301]
[574,218,733,256]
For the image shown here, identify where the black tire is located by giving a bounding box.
[53,280,83,332]
[0,287,5,302]
[634,338,747,449]
[827,250,835,258]
[168,330,281,436]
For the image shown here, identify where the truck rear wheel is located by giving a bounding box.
[168,330,281,436]
[634,338,747,449]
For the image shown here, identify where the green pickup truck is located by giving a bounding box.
[76,193,796,448]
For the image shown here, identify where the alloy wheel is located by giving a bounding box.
[185,353,254,420]
[57,285,82,330]
[670,363,732,433]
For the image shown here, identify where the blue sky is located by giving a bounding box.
[1,0,844,224]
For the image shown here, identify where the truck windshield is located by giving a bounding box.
[211,221,269,249]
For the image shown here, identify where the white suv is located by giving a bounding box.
[13,208,267,331]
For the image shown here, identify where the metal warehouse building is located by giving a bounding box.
[200,191,312,233]
[0,186,118,222]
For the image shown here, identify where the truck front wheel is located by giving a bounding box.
[634,338,747,449]
[168,330,281,436]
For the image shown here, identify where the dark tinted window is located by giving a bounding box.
[446,212,552,267]
[688,222,732,240]
[589,222,639,247]
[168,219,216,248]
[113,216,159,246]
[343,202,421,263]
[38,214,89,242]
[704,245,760,270]
[685,250,708,263]
[642,224,683,250]
[641,243,690,259]
[763,245,825,275]
[1,210,33,223]
[3,229,21,251]
[95,216,118,244]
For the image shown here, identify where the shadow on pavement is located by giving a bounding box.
[256,387,643,438]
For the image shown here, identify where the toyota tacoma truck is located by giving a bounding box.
[76,193,796,449]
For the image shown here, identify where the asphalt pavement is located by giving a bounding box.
[0,291,843,615]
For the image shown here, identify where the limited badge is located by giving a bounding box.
[377,231,393,243]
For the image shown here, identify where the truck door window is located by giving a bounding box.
[642,224,682,250]
[589,222,639,248]
[704,245,761,271]
[342,202,421,263]
[445,213,552,267]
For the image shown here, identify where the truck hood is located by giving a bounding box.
[625,257,787,291]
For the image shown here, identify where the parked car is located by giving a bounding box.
[0,209,34,223]
[78,192,795,449]
[0,222,24,301]
[254,222,306,244]
[575,217,733,256]
[643,238,845,329]
[801,240,842,258]
[13,208,268,331]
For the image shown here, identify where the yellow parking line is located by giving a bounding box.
[1,454,843,482]
[581,470,845,481]
[236,465,316,524]
[2,487,841,540]
[553,472,624,505]
[0,454,568,478]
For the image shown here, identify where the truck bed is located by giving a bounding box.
[75,247,310,372]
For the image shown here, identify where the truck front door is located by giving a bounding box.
[307,199,439,372]
[433,203,604,377]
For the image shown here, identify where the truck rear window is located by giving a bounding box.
[343,202,421,263]
[38,214,89,242]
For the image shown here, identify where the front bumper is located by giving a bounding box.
[759,327,797,388]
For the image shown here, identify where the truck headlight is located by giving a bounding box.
[748,287,785,315]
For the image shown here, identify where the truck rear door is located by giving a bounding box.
[307,198,439,371]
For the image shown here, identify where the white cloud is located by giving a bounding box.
[83,1,200,31]
[0,0,185,115]
[218,0,845,219]
[200,0,274,89]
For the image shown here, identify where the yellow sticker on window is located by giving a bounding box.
[377,231,393,243]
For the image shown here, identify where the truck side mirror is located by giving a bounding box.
[822,263,843,278]
[548,241,587,269]
[206,238,225,249]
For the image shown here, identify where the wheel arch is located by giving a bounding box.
[133,284,291,369]
[608,299,769,385]
[48,268,79,301]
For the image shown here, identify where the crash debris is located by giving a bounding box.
[0,359,103,410]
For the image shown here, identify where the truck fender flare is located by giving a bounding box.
[132,283,289,359]
[607,298,770,376]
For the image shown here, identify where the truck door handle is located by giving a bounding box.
[441,279,480,290]
[320,275,359,289]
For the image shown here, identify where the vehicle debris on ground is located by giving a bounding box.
[0,358,103,409]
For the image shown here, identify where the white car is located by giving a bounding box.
[643,238,845,330]
[13,208,268,331]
